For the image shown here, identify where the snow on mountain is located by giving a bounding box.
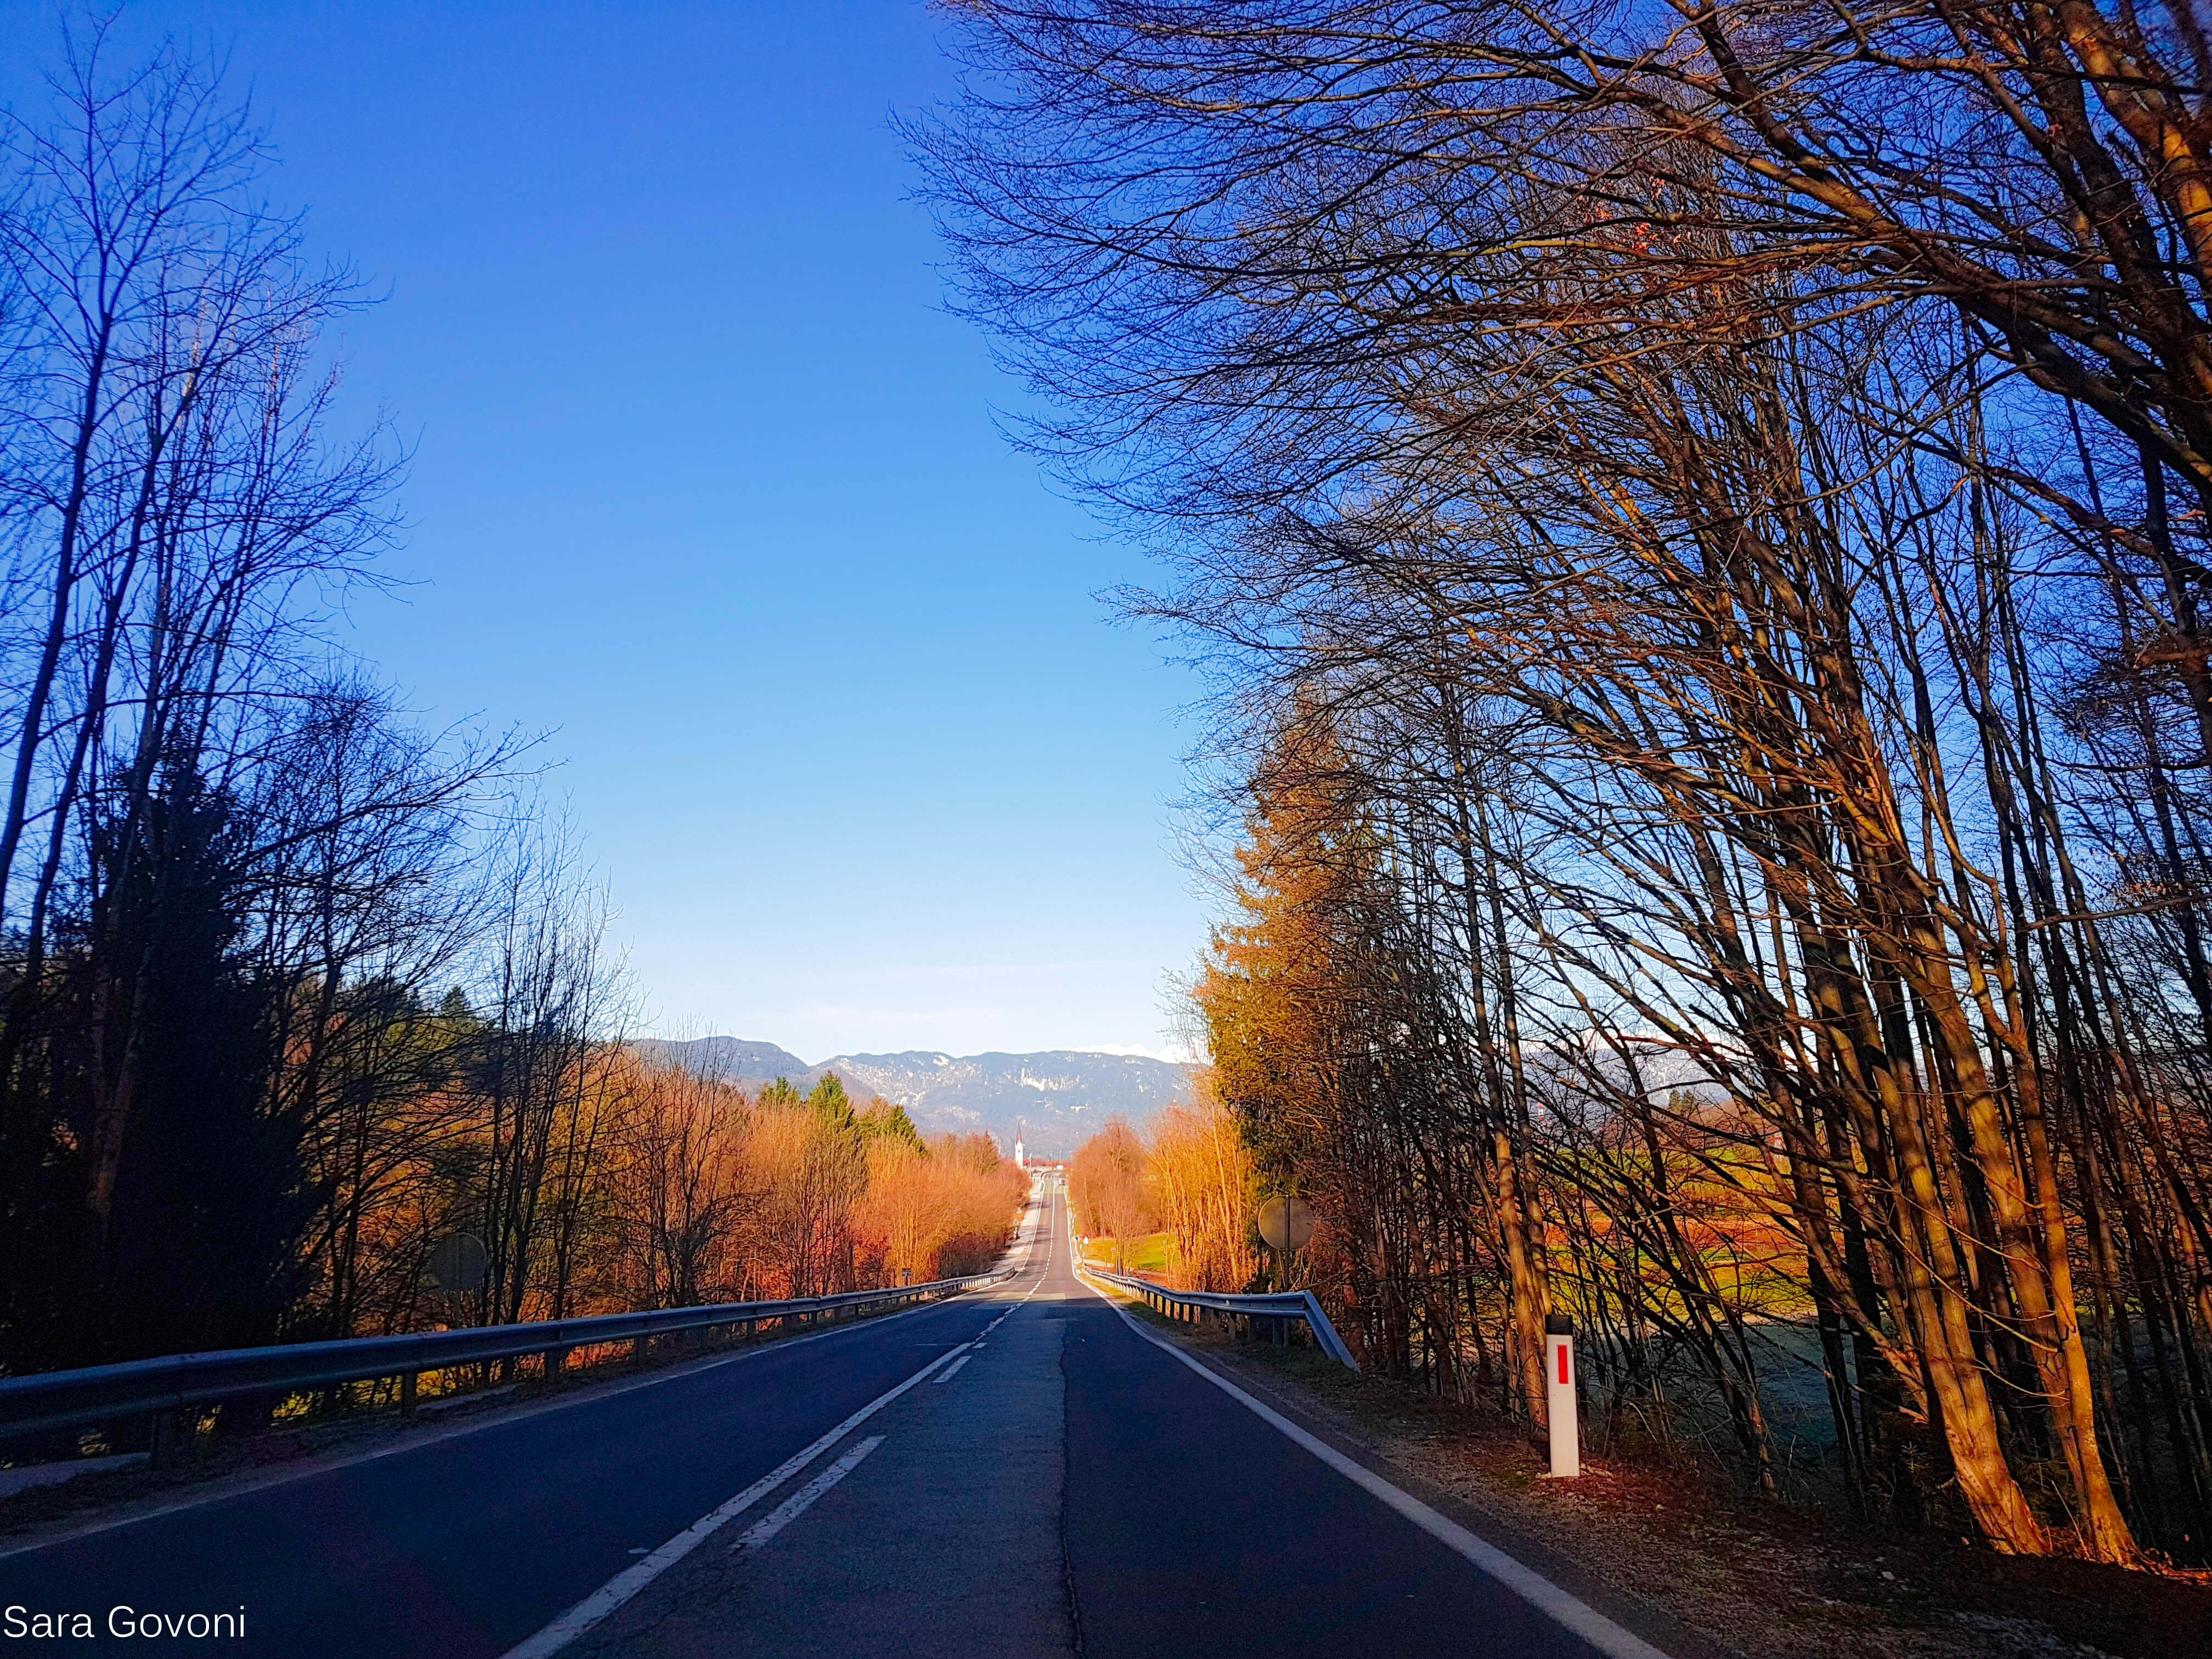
[629,1037,1197,1158]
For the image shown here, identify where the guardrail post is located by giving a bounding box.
[1544,1314,1579,1478]
[149,1409,171,1468]
[544,1346,567,1379]
[400,1372,418,1417]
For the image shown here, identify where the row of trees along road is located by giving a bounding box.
[0,30,520,1387]
[919,0,2212,1564]
[0,31,1030,1432]
[1071,1103,1264,1294]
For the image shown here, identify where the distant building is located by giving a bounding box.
[1014,1135,1026,1169]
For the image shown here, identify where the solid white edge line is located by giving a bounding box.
[500,1199,1062,1659]
[1077,1267,1677,1659]
[496,1345,969,1659]
[731,1435,884,1551]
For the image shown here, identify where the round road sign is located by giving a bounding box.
[1257,1195,1316,1252]
[424,1232,489,1294]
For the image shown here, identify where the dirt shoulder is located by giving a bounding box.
[1102,1290,2212,1659]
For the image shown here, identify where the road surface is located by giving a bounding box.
[0,1182,1671,1657]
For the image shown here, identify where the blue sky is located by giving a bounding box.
[1,1,1212,1060]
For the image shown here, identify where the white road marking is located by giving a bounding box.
[731,1435,883,1551]
[503,1201,1064,1658]
[974,1189,1056,1340]
[933,1355,972,1383]
[1078,1268,1676,1659]
[498,1347,968,1659]
[0,1276,986,1563]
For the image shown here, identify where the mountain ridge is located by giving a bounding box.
[627,1036,1196,1157]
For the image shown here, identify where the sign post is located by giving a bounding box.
[1544,1313,1579,1477]
[1256,1194,1317,1324]
[1256,1194,1316,1254]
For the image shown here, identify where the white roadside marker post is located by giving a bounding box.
[1545,1313,1580,1478]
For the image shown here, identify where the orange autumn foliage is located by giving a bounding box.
[853,1134,1028,1285]
[1146,1085,1261,1293]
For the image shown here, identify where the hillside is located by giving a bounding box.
[628,1036,811,1082]
[629,1037,1196,1158]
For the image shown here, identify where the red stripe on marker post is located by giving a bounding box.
[1543,1314,1579,1479]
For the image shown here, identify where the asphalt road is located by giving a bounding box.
[1,1183,1664,1658]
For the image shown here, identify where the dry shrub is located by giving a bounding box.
[1070,1116,1150,1271]
[740,1102,866,1298]
[855,1134,1028,1284]
[605,1053,751,1309]
[345,1056,1025,1331]
[1147,1085,1261,1293]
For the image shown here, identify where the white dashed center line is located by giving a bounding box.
[732,1436,885,1552]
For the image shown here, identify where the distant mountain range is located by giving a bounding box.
[628,1037,1197,1158]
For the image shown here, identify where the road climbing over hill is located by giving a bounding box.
[0,1182,1680,1658]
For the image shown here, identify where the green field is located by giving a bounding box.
[1081,1232,1172,1275]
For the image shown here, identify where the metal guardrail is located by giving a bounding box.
[1081,1266,1360,1371]
[0,1266,1020,1446]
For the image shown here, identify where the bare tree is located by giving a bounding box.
[1072,1116,1150,1271]
[922,0,2212,1563]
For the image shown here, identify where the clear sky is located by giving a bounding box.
[0,1,1213,1061]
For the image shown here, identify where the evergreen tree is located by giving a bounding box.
[805,1072,853,1130]
[856,1097,923,1153]
[84,766,316,1364]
